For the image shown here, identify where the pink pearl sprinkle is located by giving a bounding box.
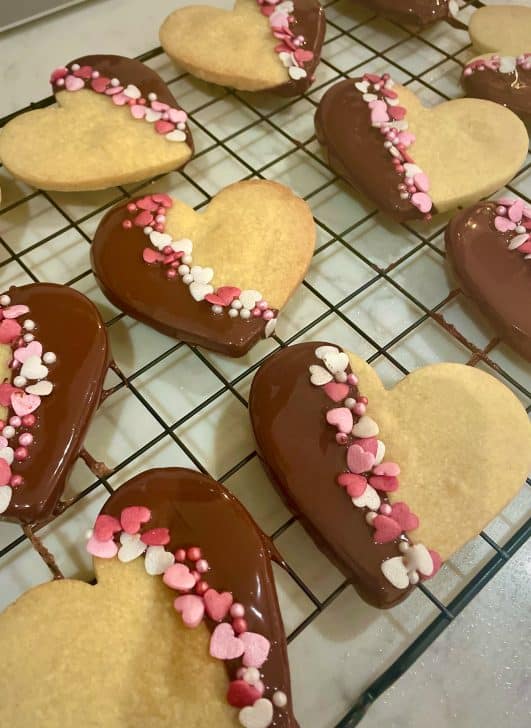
[230,603,245,618]
[336,432,348,445]
[157,206,166,215]
[195,580,209,596]
[263,310,274,321]
[15,447,28,461]
[22,414,36,427]
[163,246,173,255]
[496,206,506,216]
[353,403,366,416]
[396,165,404,174]
[10,474,23,488]
[358,396,368,405]
[192,570,201,583]
[127,202,137,213]
[187,546,201,562]
[347,373,358,386]
[18,433,33,447]
[258,300,268,311]
[9,416,21,428]
[252,307,262,317]
[379,503,392,516]
[122,219,133,230]
[196,559,209,573]
[156,215,166,224]
[155,224,164,233]
[232,618,247,634]
[175,548,186,562]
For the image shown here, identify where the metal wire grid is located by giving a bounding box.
[0,0,529,725]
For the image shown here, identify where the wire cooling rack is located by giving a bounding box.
[0,1,529,726]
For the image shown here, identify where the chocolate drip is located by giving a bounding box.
[445,202,531,362]
[315,78,426,222]
[462,65,531,125]
[91,200,273,357]
[101,467,298,727]
[271,0,326,97]
[53,54,193,152]
[0,283,110,526]
[249,342,414,608]
[356,0,451,26]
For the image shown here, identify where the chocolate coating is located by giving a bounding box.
[91,199,272,357]
[53,54,193,152]
[315,78,426,222]
[355,0,451,26]
[1,283,110,526]
[462,64,531,125]
[101,467,297,727]
[445,202,531,362]
[271,0,326,97]
[249,343,414,608]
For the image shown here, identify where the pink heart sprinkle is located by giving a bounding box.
[112,93,128,106]
[86,534,118,559]
[398,131,415,147]
[337,472,367,498]
[11,392,40,417]
[105,85,123,96]
[151,101,170,112]
[0,458,12,485]
[204,588,234,621]
[91,76,110,93]
[0,383,21,407]
[174,594,205,628]
[365,73,382,84]
[93,514,121,542]
[347,443,375,474]
[355,437,378,456]
[167,109,188,124]
[373,515,402,544]
[73,65,93,79]
[0,319,21,344]
[214,286,241,306]
[323,381,350,402]
[152,193,173,208]
[141,527,170,546]
[0,437,7,450]
[163,563,196,591]
[2,305,30,319]
[326,407,354,434]
[240,631,271,668]
[494,216,516,233]
[261,5,276,16]
[294,48,314,63]
[413,172,430,193]
[270,11,290,31]
[136,197,159,212]
[154,120,176,135]
[369,99,389,124]
[389,502,419,532]
[389,105,406,121]
[134,210,154,227]
[130,104,146,119]
[508,199,524,222]
[14,340,43,363]
[373,461,400,477]
[65,74,84,91]
[120,505,151,534]
[143,248,164,264]
[411,192,432,214]
[210,623,245,660]
[369,475,399,492]
[50,67,68,82]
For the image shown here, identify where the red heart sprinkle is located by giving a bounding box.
[227,680,261,708]
[136,197,159,212]
[204,588,233,621]
[0,382,22,406]
[152,193,173,208]
[0,459,12,486]
[205,286,241,307]
[73,65,93,79]
[373,515,402,543]
[120,505,151,534]
[154,120,176,135]
[365,73,382,83]
[369,475,399,492]
[294,48,314,63]
[143,248,164,264]
[141,527,170,546]
[261,5,275,15]
[424,549,442,579]
[337,472,367,498]
[354,437,378,456]
[134,210,154,227]
[389,106,406,121]
[389,502,419,532]
[93,514,121,542]
[91,76,110,93]
[323,381,350,402]
[0,318,21,344]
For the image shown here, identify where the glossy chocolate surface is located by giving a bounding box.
[272,0,326,97]
[102,467,297,727]
[356,0,451,26]
[1,283,110,525]
[249,343,414,608]
[462,64,531,124]
[315,78,425,222]
[91,199,270,357]
[53,54,193,152]
[445,202,531,362]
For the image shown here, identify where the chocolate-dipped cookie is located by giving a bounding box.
[91,181,315,357]
[0,468,297,728]
[249,343,531,607]
[354,0,458,27]
[160,0,325,96]
[0,55,193,191]
[0,283,110,527]
[445,196,531,362]
[314,73,528,222]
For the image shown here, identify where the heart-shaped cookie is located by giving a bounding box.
[0,55,193,191]
[91,180,315,357]
[462,6,531,123]
[249,342,531,607]
[160,0,325,96]
[445,196,531,362]
[315,74,529,222]
[0,283,110,526]
[0,468,297,727]
[353,0,457,26]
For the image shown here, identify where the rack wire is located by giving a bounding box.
[0,1,529,726]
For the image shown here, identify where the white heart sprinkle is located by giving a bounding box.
[352,415,379,438]
[0,447,14,466]
[189,282,214,302]
[118,532,147,563]
[0,485,12,514]
[173,238,193,255]
[352,484,380,511]
[355,81,370,93]
[239,698,274,728]
[166,129,187,142]
[279,51,294,68]
[144,546,175,575]
[374,440,385,465]
[362,93,378,102]
[25,380,53,396]
[323,351,348,375]
[403,163,422,178]
[239,290,262,310]
[288,66,307,81]
[276,0,294,13]
[264,318,277,338]
[405,544,433,577]
[309,364,333,386]
[190,266,214,285]
[145,108,162,123]
[20,355,48,381]
[381,556,410,589]
[150,231,172,250]
[508,233,529,250]
[315,345,339,360]
[123,84,141,99]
